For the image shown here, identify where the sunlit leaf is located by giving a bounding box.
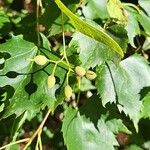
[54,0,124,57]
[96,54,150,131]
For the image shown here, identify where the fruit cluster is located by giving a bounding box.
[32,55,97,100]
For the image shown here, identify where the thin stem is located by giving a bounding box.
[66,69,71,85]
[61,12,70,66]
[23,109,51,150]
[48,59,74,70]
[35,137,39,150]
[76,76,81,104]
[48,59,57,64]
[62,32,69,65]
[0,138,30,150]
[52,63,58,75]
[36,0,42,48]
[38,130,42,150]
[35,129,42,150]
[52,57,65,75]
[135,37,142,52]
[61,12,73,85]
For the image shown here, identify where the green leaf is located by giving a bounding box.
[0,103,5,113]
[2,57,67,119]
[40,33,51,50]
[0,35,37,88]
[125,6,141,47]
[0,35,67,119]
[141,93,150,118]
[142,37,150,51]
[106,119,131,134]
[79,77,95,91]
[40,0,77,36]
[107,0,128,25]
[6,112,28,150]
[79,95,109,123]
[96,63,116,105]
[62,96,131,150]
[0,11,10,28]
[54,0,124,58]
[6,144,20,150]
[97,119,118,147]
[48,14,72,36]
[13,14,37,42]
[73,77,95,92]
[69,32,120,69]
[62,107,118,150]
[124,5,150,47]
[96,54,150,131]
[5,0,14,4]
[143,141,150,150]
[126,145,143,150]
[10,112,28,142]
[139,0,150,16]
[106,24,128,52]
[80,95,131,134]
[82,0,109,20]
[138,12,150,35]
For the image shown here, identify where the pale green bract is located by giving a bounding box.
[54,0,124,58]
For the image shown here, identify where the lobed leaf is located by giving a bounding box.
[0,35,67,119]
[62,108,118,150]
[69,32,119,69]
[96,54,150,131]
[62,96,131,150]
[69,26,128,69]
[0,35,37,88]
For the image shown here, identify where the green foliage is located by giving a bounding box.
[0,10,10,28]
[70,32,120,69]
[96,54,150,131]
[139,0,150,16]
[62,108,118,150]
[125,6,141,47]
[62,96,131,150]
[55,0,124,57]
[0,0,150,150]
[141,93,150,118]
[107,0,128,25]
[82,0,109,19]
